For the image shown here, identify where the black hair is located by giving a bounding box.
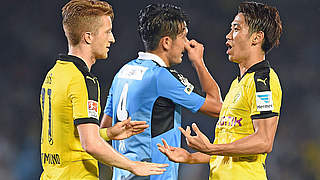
[138,4,189,51]
[238,1,282,53]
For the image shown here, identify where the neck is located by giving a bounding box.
[68,44,95,71]
[147,49,170,67]
[238,52,265,77]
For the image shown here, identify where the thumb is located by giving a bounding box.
[122,117,131,125]
[184,40,191,52]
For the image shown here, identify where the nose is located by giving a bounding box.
[109,32,115,44]
[226,30,232,40]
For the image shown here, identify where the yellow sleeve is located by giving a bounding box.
[248,69,282,119]
[68,71,100,126]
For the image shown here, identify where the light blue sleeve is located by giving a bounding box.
[156,68,205,113]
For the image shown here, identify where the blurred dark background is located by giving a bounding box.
[1,0,319,179]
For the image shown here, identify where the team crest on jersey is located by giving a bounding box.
[88,100,98,119]
[256,91,273,111]
[233,92,241,103]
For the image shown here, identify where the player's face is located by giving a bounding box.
[225,13,252,63]
[92,15,115,60]
[167,23,188,66]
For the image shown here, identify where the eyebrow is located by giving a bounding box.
[231,22,240,26]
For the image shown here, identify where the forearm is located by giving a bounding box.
[187,152,211,164]
[206,133,271,156]
[193,60,222,103]
[86,136,134,171]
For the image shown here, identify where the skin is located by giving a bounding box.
[68,15,167,176]
[157,13,279,164]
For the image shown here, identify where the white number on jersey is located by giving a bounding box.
[116,83,129,121]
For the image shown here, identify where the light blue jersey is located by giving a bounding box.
[104,52,205,180]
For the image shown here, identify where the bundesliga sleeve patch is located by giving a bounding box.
[256,91,274,111]
[88,100,98,119]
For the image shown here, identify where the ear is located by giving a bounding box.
[251,31,264,46]
[84,32,93,44]
[159,36,172,51]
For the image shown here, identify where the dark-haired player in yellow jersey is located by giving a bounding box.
[40,0,167,179]
[158,2,282,179]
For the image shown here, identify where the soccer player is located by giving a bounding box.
[40,0,167,179]
[157,1,283,180]
[101,4,222,180]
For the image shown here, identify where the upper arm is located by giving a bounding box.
[157,68,205,113]
[77,123,100,151]
[198,94,222,117]
[249,69,282,152]
[252,116,279,152]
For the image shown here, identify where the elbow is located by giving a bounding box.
[261,140,273,154]
[265,144,273,154]
[81,142,96,155]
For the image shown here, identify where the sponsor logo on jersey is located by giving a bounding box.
[256,91,273,111]
[257,78,267,86]
[118,64,148,80]
[217,116,243,127]
[86,76,96,83]
[170,69,194,95]
[88,100,98,119]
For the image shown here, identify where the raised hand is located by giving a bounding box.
[157,139,191,163]
[108,117,149,140]
[130,161,168,176]
[184,39,204,65]
[179,123,212,153]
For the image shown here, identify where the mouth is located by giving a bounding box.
[226,42,232,54]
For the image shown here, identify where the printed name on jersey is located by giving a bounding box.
[118,64,148,80]
[256,91,273,111]
[87,100,98,119]
[169,69,194,95]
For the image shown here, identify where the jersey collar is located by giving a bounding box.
[238,60,270,81]
[57,54,92,76]
[137,52,167,67]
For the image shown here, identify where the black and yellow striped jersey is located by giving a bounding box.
[210,60,282,180]
[40,54,101,180]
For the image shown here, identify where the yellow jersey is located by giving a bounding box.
[210,60,282,180]
[40,54,101,180]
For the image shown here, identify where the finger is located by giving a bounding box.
[133,129,145,135]
[129,121,147,126]
[189,39,198,47]
[132,124,149,130]
[184,40,192,51]
[157,144,166,154]
[161,138,169,149]
[179,127,191,139]
[186,126,191,134]
[192,123,202,135]
[150,163,169,168]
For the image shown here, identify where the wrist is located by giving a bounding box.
[99,128,111,141]
[192,59,205,69]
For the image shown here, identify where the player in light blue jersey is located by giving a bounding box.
[101,4,223,180]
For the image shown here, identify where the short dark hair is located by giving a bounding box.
[238,2,282,53]
[138,4,189,51]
